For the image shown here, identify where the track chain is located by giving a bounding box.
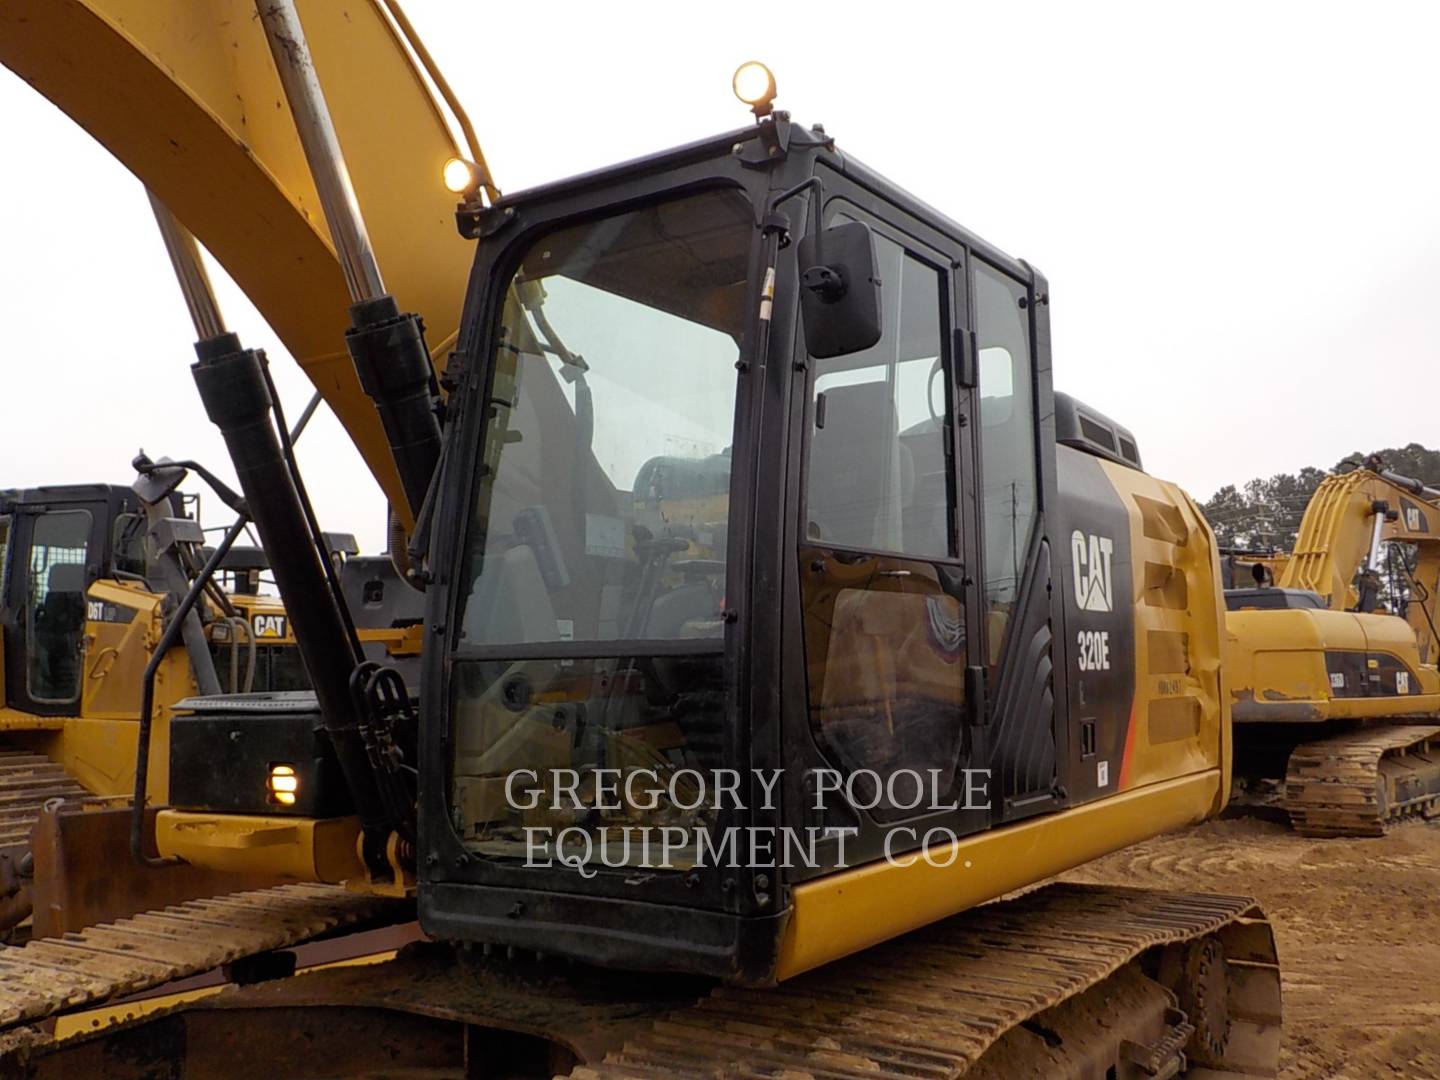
[0,883,1280,1078]
[0,883,406,1029]
[573,885,1281,1079]
[1284,723,1440,837]
[0,749,89,852]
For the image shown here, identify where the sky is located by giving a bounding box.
[2,1,1438,553]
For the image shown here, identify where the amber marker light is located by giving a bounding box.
[268,763,299,807]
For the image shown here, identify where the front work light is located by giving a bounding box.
[268,763,299,807]
[443,157,483,195]
[732,61,777,116]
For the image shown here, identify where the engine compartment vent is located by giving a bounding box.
[1054,392,1142,470]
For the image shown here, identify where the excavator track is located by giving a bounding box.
[0,882,406,1033]
[4,883,1282,1079]
[1284,723,1440,837]
[578,885,1280,1078]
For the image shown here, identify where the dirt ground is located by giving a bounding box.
[1062,814,1440,1079]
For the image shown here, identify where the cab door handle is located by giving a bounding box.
[954,329,978,388]
[965,665,987,726]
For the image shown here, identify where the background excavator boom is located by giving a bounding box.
[1276,466,1440,661]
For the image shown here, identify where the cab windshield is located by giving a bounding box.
[457,188,753,647]
[450,188,754,873]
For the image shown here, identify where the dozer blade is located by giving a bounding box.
[1284,723,1440,837]
[29,803,286,939]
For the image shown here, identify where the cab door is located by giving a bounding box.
[788,179,987,870]
[970,259,1062,820]
[1,504,100,713]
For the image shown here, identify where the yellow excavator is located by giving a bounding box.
[0,3,1315,1076]
[1226,464,1440,834]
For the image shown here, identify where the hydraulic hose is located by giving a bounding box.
[129,391,326,867]
[131,517,247,867]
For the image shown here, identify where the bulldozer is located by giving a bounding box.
[0,459,421,939]
[0,466,302,937]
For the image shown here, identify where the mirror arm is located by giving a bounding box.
[767,177,825,265]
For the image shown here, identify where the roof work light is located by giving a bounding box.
[733,61,777,117]
[442,156,484,195]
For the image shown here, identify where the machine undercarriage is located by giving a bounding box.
[0,882,1280,1080]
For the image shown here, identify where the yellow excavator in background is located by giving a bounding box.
[1225,464,1440,834]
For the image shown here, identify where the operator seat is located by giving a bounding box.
[33,561,88,700]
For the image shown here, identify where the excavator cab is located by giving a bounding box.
[114,92,1224,989]
[418,119,1102,980]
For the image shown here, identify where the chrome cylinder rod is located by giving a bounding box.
[256,0,386,304]
[147,192,226,340]
[1378,467,1440,504]
[1367,507,1387,572]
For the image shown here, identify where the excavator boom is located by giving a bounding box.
[1278,467,1440,612]
[0,0,477,519]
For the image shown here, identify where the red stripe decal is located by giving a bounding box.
[1117,699,1138,790]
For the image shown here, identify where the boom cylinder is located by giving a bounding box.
[1377,467,1440,503]
[346,295,442,523]
[190,334,390,842]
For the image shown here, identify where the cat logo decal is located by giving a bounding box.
[1071,531,1116,614]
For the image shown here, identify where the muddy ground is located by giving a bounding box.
[1062,814,1440,1079]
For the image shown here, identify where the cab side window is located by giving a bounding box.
[800,222,966,818]
[806,232,950,559]
[112,513,149,578]
[974,264,1036,669]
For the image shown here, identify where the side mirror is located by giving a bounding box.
[797,221,882,359]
